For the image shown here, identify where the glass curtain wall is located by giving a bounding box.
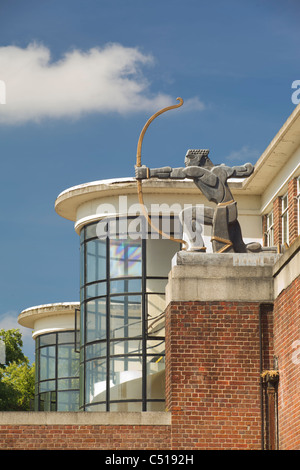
[35,331,80,411]
[80,216,179,411]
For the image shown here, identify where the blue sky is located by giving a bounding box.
[0,0,299,361]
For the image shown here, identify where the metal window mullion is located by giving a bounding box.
[142,238,147,411]
[106,236,110,411]
[55,332,58,411]
[37,338,41,410]
[83,228,87,410]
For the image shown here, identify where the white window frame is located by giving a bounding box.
[266,211,274,247]
[281,192,289,245]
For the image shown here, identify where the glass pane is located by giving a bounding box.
[85,403,106,412]
[110,240,142,278]
[110,278,142,294]
[85,223,98,240]
[85,359,107,405]
[267,212,273,229]
[39,391,56,411]
[282,213,289,244]
[110,296,142,339]
[86,298,107,342]
[110,356,143,400]
[79,362,84,408]
[147,294,165,337]
[146,356,165,400]
[282,194,288,211]
[80,303,85,344]
[80,242,85,287]
[267,227,274,247]
[126,215,147,238]
[57,378,79,390]
[86,281,106,299]
[148,215,181,239]
[86,240,106,283]
[146,239,179,277]
[39,379,56,392]
[110,402,143,412]
[57,390,79,411]
[86,342,107,360]
[80,227,85,245]
[57,331,76,344]
[146,278,167,293]
[57,345,79,378]
[40,346,56,381]
[147,339,165,356]
[110,339,142,356]
[39,333,56,346]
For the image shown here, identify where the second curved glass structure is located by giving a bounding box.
[79,217,179,411]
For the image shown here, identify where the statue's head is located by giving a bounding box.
[185,149,214,168]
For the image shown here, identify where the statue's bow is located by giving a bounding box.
[135,97,187,246]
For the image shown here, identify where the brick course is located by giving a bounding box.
[0,424,171,450]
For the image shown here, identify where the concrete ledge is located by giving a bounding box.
[0,411,171,426]
[166,251,280,303]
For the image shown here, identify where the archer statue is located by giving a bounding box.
[135,149,266,253]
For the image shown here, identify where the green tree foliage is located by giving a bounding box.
[0,329,35,411]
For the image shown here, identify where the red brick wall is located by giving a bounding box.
[0,424,171,450]
[165,301,267,450]
[273,275,300,450]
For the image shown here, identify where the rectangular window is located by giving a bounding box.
[266,211,274,247]
[281,193,289,245]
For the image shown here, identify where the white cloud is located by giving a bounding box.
[0,311,32,339]
[224,145,260,163]
[0,42,204,124]
[180,96,206,112]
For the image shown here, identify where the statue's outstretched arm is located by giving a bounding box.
[227,162,254,178]
[135,165,186,180]
[135,165,218,187]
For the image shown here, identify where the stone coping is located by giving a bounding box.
[0,411,171,426]
[18,302,80,329]
[172,251,281,267]
[166,251,280,303]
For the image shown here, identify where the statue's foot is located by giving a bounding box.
[246,242,279,253]
[246,242,262,253]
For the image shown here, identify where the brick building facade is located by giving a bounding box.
[0,104,299,451]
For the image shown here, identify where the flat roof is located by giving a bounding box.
[54,177,246,222]
[18,302,80,329]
